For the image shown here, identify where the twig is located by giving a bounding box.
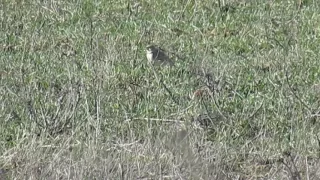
[125,117,184,123]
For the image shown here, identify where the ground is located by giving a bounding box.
[1,0,320,179]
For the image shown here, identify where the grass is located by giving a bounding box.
[1,0,320,179]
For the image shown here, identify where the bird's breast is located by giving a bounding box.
[146,52,153,63]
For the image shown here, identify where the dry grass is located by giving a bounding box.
[1,0,320,179]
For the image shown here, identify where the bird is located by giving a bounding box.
[146,45,174,67]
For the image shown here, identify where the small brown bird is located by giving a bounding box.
[146,45,174,67]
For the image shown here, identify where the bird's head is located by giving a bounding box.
[146,45,157,54]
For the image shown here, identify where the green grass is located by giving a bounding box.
[1,0,320,179]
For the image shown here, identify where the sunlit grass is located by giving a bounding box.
[1,0,320,179]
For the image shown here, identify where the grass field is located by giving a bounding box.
[1,0,320,179]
